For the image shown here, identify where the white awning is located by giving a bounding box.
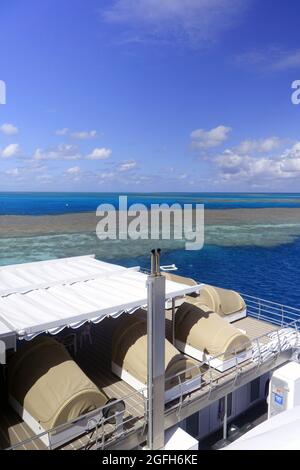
[0,255,203,342]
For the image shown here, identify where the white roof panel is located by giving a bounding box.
[0,255,128,296]
[0,255,202,340]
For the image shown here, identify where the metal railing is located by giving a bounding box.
[7,388,149,451]
[242,293,300,327]
[6,292,300,451]
[163,296,300,420]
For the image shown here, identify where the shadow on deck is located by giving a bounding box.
[0,313,281,450]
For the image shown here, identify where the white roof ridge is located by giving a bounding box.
[0,254,96,271]
[0,265,140,297]
[0,256,203,342]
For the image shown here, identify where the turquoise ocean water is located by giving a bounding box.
[0,192,300,308]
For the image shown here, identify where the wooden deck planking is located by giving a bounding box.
[0,311,283,450]
[233,316,278,340]
[0,316,146,451]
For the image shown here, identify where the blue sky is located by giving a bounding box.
[1,0,300,191]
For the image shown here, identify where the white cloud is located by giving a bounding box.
[55,128,69,136]
[65,166,82,182]
[71,130,98,140]
[3,162,50,182]
[0,123,18,135]
[98,171,116,181]
[117,160,137,172]
[235,47,300,72]
[191,125,231,149]
[274,49,300,71]
[66,166,81,175]
[28,163,48,173]
[215,150,281,181]
[136,174,152,182]
[86,147,112,160]
[215,150,242,169]
[33,144,81,161]
[236,137,282,154]
[5,168,20,177]
[281,158,300,173]
[1,143,20,158]
[214,142,300,183]
[36,173,53,183]
[54,129,99,140]
[103,0,249,47]
[281,142,300,159]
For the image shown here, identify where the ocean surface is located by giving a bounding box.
[0,192,300,308]
[2,192,300,215]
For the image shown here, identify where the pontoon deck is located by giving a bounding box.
[0,307,296,450]
[0,255,299,450]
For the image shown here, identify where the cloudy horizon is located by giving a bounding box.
[1,0,300,192]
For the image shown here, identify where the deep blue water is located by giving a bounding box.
[1,192,300,215]
[119,240,300,308]
[1,192,300,309]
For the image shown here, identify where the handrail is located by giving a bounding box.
[7,387,149,451]
[238,292,300,329]
[6,291,300,451]
[241,293,300,311]
[164,295,300,414]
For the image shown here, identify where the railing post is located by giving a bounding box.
[172,298,176,345]
[233,348,240,387]
[295,321,299,349]
[223,395,228,441]
[176,375,183,420]
[255,338,262,369]
[147,249,166,450]
[207,359,215,400]
[276,330,282,354]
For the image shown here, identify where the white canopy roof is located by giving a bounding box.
[0,255,202,342]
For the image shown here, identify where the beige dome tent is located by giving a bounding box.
[198,284,246,322]
[175,302,251,372]
[163,273,246,322]
[162,272,200,309]
[7,336,110,447]
[111,310,201,402]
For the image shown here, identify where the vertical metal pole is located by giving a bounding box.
[172,298,176,345]
[223,395,228,441]
[147,249,166,450]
